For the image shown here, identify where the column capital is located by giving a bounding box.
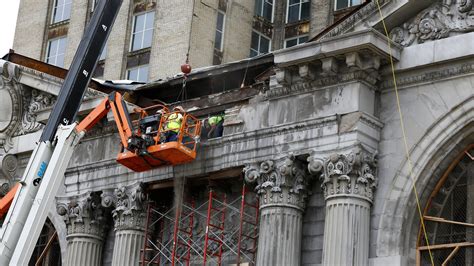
[308,147,377,202]
[101,182,148,231]
[243,155,312,210]
[57,191,109,240]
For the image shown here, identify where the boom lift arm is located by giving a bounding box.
[0,0,123,264]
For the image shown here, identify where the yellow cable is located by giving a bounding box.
[374,1,434,265]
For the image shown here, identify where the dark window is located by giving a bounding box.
[287,0,310,23]
[250,31,271,57]
[214,11,225,51]
[255,0,273,21]
[52,0,72,23]
[335,0,362,10]
[131,12,155,51]
[285,35,309,48]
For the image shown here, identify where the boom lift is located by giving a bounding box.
[0,0,202,263]
[0,0,198,264]
[77,92,201,172]
[0,0,123,263]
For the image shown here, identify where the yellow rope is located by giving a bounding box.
[374,1,434,265]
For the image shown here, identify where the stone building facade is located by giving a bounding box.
[12,0,353,82]
[1,0,473,265]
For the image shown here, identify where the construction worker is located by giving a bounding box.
[207,113,224,138]
[164,106,184,142]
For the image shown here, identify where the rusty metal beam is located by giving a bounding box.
[4,51,112,93]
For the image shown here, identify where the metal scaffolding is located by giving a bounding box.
[140,182,259,266]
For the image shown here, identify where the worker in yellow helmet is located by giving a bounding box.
[164,106,184,142]
[207,113,224,139]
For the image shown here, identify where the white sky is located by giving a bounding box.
[0,1,21,57]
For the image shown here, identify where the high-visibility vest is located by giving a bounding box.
[166,113,183,133]
[208,115,224,126]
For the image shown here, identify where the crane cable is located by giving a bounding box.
[374,0,434,264]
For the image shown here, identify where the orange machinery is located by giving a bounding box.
[0,92,201,219]
[77,92,202,172]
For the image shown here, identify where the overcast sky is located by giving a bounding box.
[0,1,21,57]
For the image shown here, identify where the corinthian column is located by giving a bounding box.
[102,182,147,266]
[308,148,377,266]
[57,192,109,266]
[244,156,311,266]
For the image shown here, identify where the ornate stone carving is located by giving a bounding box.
[101,182,148,231]
[308,148,377,202]
[0,62,22,152]
[243,156,311,209]
[390,1,474,47]
[0,153,18,179]
[57,191,109,239]
[0,154,18,195]
[14,88,55,137]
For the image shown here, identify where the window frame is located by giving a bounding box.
[249,30,271,57]
[334,0,362,11]
[51,0,73,24]
[214,11,226,51]
[255,0,275,22]
[284,35,309,48]
[46,36,68,67]
[285,0,310,24]
[129,11,155,52]
[126,64,149,83]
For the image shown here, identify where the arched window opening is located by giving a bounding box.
[418,146,474,265]
[29,218,61,266]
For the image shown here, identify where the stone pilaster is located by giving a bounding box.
[57,192,109,266]
[102,182,147,266]
[308,147,377,266]
[244,156,311,266]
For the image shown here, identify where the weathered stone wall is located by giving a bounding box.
[103,0,131,80]
[12,0,49,60]
[63,0,88,67]
[301,181,325,265]
[221,0,254,63]
[188,0,218,68]
[149,0,193,80]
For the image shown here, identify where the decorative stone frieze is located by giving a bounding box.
[380,61,474,89]
[57,191,109,266]
[390,1,474,47]
[244,155,311,210]
[308,147,377,202]
[244,155,311,265]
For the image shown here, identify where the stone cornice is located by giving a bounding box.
[243,156,312,210]
[380,61,474,91]
[266,71,378,100]
[308,146,377,202]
